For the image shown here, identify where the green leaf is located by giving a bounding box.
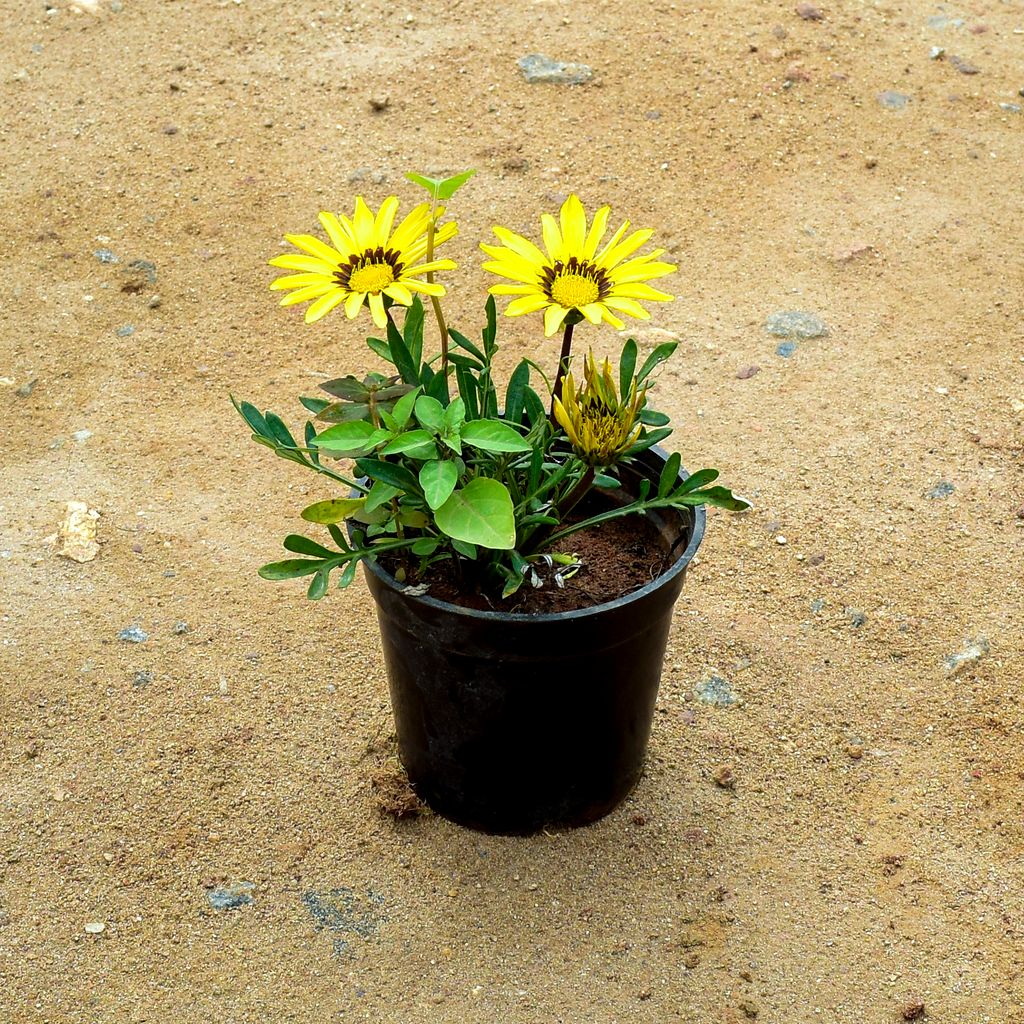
[434,478,516,550]
[233,397,269,437]
[283,534,335,557]
[317,401,371,424]
[361,479,398,513]
[380,429,436,458]
[367,337,395,365]
[639,408,670,427]
[504,360,530,426]
[414,395,445,433]
[411,537,441,556]
[424,367,450,404]
[451,539,478,559]
[404,168,476,200]
[482,294,497,356]
[448,328,486,363]
[594,473,620,489]
[301,498,368,524]
[304,421,321,466]
[337,559,359,589]
[313,419,378,455]
[320,376,369,401]
[443,397,466,433]
[355,458,420,494]
[674,467,719,495]
[625,427,672,456]
[387,318,420,385]
[300,396,331,415]
[305,569,329,598]
[523,387,546,428]
[403,297,425,369]
[390,385,420,432]
[460,419,532,453]
[447,351,484,372]
[677,486,752,512]
[658,452,682,498]
[419,460,459,510]
[619,338,638,397]
[327,523,348,549]
[258,558,324,580]
[636,342,679,384]
[455,365,479,419]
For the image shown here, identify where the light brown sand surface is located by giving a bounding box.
[1,0,1022,1020]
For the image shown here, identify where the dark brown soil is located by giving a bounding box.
[380,504,673,614]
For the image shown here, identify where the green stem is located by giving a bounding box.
[521,465,595,554]
[425,198,449,377]
[549,319,576,423]
[543,498,674,548]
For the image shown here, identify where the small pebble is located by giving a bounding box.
[943,637,989,676]
[148,294,163,308]
[93,248,119,264]
[694,673,741,707]
[795,2,823,20]
[776,341,798,358]
[208,882,255,910]
[713,764,736,789]
[846,608,867,628]
[775,535,787,545]
[810,598,825,612]
[847,744,864,760]
[117,626,148,643]
[368,95,390,112]
[132,670,153,688]
[765,310,828,339]
[902,998,926,1021]
[16,379,36,398]
[84,922,106,935]
[518,53,593,85]
[736,365,761,379]
[925,481,955,499]
[739,1000,760,1019]
[172,621,190,635]
[116,324,135,337]
[878,90,910,110]
[949,55,979,75]
[929,46,945,59]
[999,102,1022,114]
[71,429,92,442]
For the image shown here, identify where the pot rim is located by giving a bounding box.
[361,447,707,623]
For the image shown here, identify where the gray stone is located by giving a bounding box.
[999,102,1021,113]
[765,310,829,339]
[949,55,979,75]
[15,379,36,398]
[776,341,798,358]
[93,248,119,264]
[172,621,190,635]
[115,325,135,337]
[878,90,910,110]
[927,15,963,29]
[117,626,148,644]
[694,673,741,707]
[810,598,825,613]
[208,882,254,910]
[925,481,955,499]
[132,670,153,688]
[71,429,92,443]
[126,258,157,283]
[518,54,593,86]
[846,607,867,628]
[302,888,386,958]
[929,46,945,60]
[943,637,989,676]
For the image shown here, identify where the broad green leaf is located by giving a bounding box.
[313,419,377,454]
[411,537,440,556]
[639,407,670,427]
[636,341,679,384]
[619,338,638,397]
[434,478,516,550]
[320,376,368,401]
[443,397,466,432]
[399,509,430,528]
[461,419,531,453]
[284,534,335,557]
[380,429,437,456]
[419,460,459,510]
[259,558,324,580]
[355,458,420,494]
[414,395,445,433]
[317,401,371,424]
[364,479,400,513]
[405,168,476,200]
[302,497,369,524]
[658,452,682,498]
[379,409,400,433]
[391,386,421,430]
[451,539,478,559]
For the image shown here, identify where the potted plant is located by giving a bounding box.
[235,173,749,834]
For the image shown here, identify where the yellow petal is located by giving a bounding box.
[481,258,540,285]
[368,292,387,328]
[609,282,675,302]
[504,294,550,317]
[373,196,400,248]
[599,307,626,329]
[344,290,366,318]
[284,233,343,265]
[602,296,651,319]
[594,220,630,264]
[608,260,677,285]
[597,228,654,270]
[403,279,446,296]
[384,282,413,305]
[488,283,543,296]
[491,225,547,267]
[269,272,333,291]
[388,201,432,252]
[319,211,356,255]
[583,205,611,259]
[352,197,376,247]
[541,213,565,263]
[279,283,336,306]
[304,290,346,323]
[544,303,570,336]
[403,258,457,277]
[559,194,587,255]
[578,302,604,324]
[269,254,336,274]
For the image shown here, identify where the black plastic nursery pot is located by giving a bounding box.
[361,448,706,835]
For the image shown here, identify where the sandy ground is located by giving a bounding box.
[2,0,1023,1020]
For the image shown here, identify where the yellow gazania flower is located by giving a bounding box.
[481,194,676,337]
[552,350,646,467]
[269,197,457,329]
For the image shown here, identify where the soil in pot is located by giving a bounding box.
[378,489,675,614]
